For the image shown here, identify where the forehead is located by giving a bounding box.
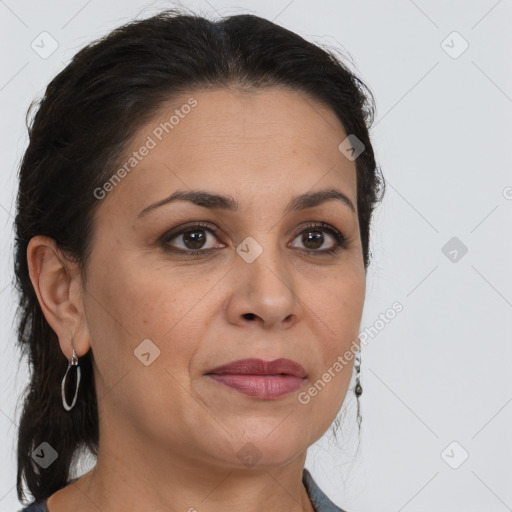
[97,87,357,219]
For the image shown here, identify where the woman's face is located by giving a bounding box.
[80,87,365,471]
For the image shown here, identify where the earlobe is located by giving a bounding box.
[26,235,90,359]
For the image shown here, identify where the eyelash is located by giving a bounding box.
[161,222,347,257]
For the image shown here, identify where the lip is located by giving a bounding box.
[205,358,307,377]
[205,358,307,400]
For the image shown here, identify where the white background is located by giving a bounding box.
[1,1,511,511]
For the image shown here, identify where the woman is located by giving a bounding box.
[14,7,385,512]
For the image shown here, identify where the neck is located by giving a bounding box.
[57,433,315,512]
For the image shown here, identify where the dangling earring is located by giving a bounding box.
[354,350,363,397]
[61,346,81,411]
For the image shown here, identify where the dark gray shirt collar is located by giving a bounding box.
[302,467,348,512]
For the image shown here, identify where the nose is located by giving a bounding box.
[224,240,303,330]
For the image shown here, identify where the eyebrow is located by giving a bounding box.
[137,187,356,219]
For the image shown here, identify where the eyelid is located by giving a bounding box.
[290,222,347,251]
[161,221,225,248]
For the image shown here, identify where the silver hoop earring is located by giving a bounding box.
[61,347,81,411]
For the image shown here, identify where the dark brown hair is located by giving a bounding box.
[13,7,385,504]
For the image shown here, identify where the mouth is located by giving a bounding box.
[205,358,307,400]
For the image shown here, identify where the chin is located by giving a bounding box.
[220,430,309,470]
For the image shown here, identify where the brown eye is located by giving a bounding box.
[290,223,346,254]
[162,223,225,253]
[301,229,324,250]
[181,229,207,250]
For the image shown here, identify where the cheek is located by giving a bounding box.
[92,251,208,333]
[85,252,213,381]
[299,266,364,408]
[85,256,215,426]
[308,266,365,342]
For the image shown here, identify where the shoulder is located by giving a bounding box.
[302,468,349,512]
[17,475,79,511]
[17,500,47,512]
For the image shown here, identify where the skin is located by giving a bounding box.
[27,86,366,512]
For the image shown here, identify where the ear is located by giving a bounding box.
[26,235,91,360]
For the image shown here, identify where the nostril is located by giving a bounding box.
[243,313,257,320]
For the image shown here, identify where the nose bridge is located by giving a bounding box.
[236,230,286,286]
[230,230,301,327]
